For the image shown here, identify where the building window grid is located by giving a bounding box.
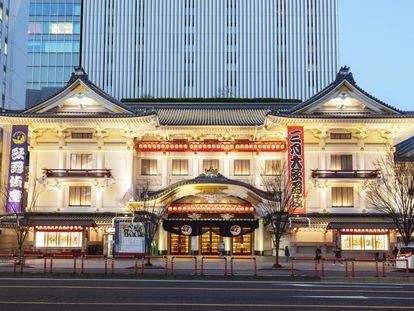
[172,159,189,176]
[69,186,91,207]
[234,160,250,176]
[332,187,354,208]
[141,159,158,176]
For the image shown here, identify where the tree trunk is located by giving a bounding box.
[273,238,281,268]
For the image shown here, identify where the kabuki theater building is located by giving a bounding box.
[0,66,414,257]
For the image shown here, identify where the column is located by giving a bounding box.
[27,149,38,211]
[57,131,66,211]
[357,137,366,211]
[192,155,199,177]
[95,151,105,211]
[224,237,232,255]
[191,236,199,255]
[254,219,265,255]
[124,138,134,195]
[161,156,168,187]
[223,157,230,177]
[318,137,327,170]
[157,220,167,255]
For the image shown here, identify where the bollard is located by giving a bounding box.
[314,261,318,277]
[351,260,355,277]
[104,256,108,275]
[50,256,53,273]
[20,256,24,273]
[164,256,168,275]
[344,260,349,277]
[43,257,47,274]
[224,257,227,276]
[406,260,410,277]
[73,256,77,274]
[200,256,205,276]
[141,257,145,275]
[134,256,138,275]
[193,256,198,276]
[382,260,386,277]
[81,255,85,274]
[253,258,257,276]
[111,257,115,274]
[290,260,294,276]
[230,257,234,276]
[321,259,325,277]
[375,261,379,277]
[13,256,17,273]
[171,256,175,275]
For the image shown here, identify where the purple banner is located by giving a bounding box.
[6,125,29,213]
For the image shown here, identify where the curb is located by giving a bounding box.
[322,277,414,283]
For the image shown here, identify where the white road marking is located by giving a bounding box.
[288,283,402,289]
[300,295,414,300]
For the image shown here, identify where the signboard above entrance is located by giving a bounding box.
[136,141,285,153]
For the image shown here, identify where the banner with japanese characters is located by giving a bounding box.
[287,126,306,214]
[6,125,29,213]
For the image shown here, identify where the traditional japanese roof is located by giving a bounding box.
[268,66,406,118]
[128,102,294,126]
[306,213,395,228]
[134,171,279,204]
[395,136,414,161]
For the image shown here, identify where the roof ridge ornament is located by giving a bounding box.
[68,66,89,84]
[336,66,355,84]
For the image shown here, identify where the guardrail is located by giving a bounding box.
[200,256,228,276]
[230,257,257,276]
[170,256,197,276]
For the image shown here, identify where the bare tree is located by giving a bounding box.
[0,179,42,263]
[256,161,299,268]
[363,153,414,246]
[129,181,168,265]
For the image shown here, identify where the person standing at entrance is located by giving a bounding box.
[284,246,290,262]
[315,246,322,263]
[333,247,342,265]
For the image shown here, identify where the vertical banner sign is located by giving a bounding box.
[6,125,29,213]
[287,126,306,214]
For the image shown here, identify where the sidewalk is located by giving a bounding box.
[0,256,411,281]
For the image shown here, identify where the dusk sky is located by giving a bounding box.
[339,0,413,111]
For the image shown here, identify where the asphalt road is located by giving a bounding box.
[0,278,413,310]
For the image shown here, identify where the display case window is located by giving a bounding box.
[232,232,252,255]
[170,232,190,255]
[201,228,222,255]
[341,234,388,251]
[36,232,82,248]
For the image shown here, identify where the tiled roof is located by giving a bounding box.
[306,213,393,228]
[395,136,414,161]
[129,102,293,126]
[270,66,402,116]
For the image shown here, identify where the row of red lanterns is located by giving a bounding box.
[136,141,285,152]
[35,226,85,231]
[168,204,255,213]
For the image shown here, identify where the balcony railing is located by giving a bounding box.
[43,169,112,178]
[311,169,380,179]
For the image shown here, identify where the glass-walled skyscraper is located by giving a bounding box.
[26,0,81,106]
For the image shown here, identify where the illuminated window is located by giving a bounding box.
[331,155,352,170]
[49,22,73,34]
[203,159,219,172]
[332,187,354,207]
[234,160,250,176]
[341,234,388,251]
[70,154,92,169]
[36,231,82,248]
[172,159,188,176]
[69,186,91,206]
[28,22,42,34]
[330,133,352,140]
[141,159,158,175]
[264,159,281,176]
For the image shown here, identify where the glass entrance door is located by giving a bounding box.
[201,228,223,255]
[232,233,252,255]
[170,233,190,255]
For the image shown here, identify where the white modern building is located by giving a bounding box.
[1,0,28,110]
[82,0,339,101]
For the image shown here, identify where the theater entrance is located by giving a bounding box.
[169,233,190,255]
[201,228,223,255]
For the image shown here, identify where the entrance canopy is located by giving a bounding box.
[130,171,279,209]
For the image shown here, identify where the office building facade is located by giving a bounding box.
[82,0,339,100]
[0,0,28,110]
[26,0,81,106]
